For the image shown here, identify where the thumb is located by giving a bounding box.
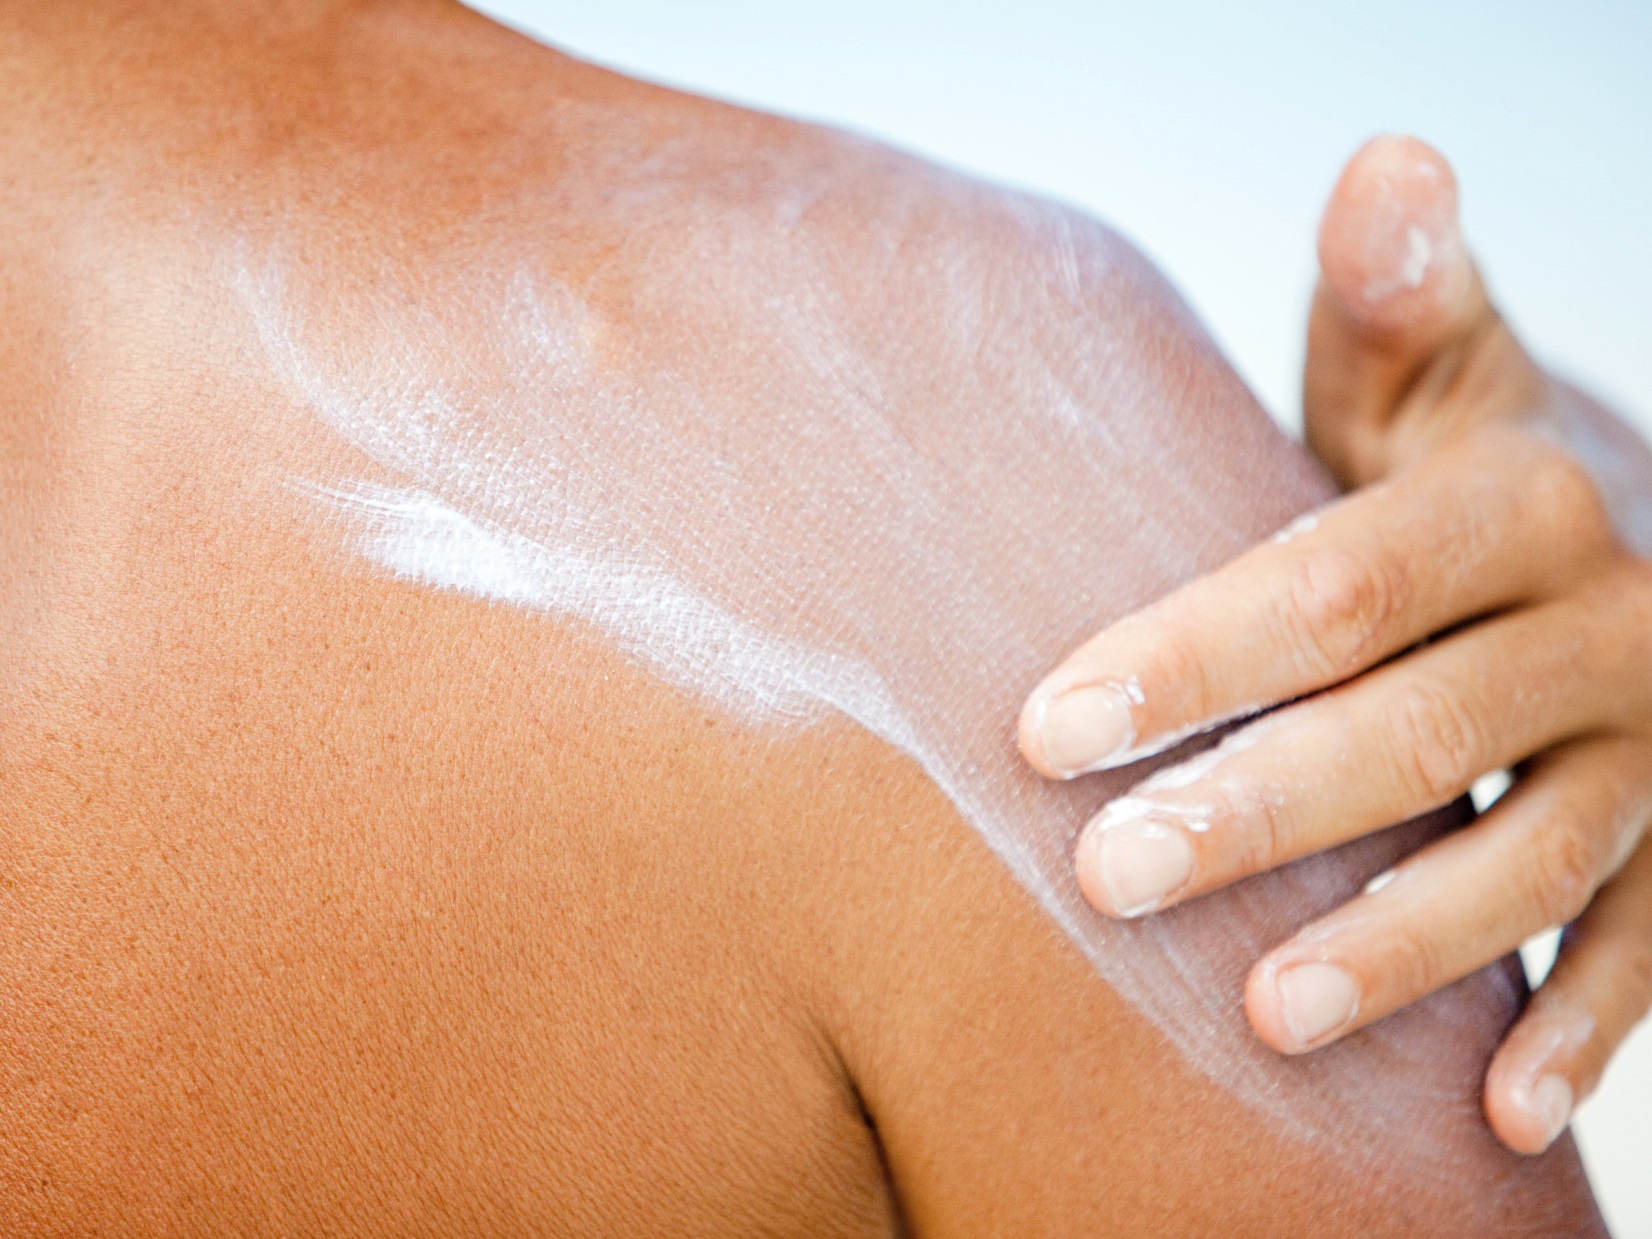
[1304,135,1515,486]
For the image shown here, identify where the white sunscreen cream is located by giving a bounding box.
[235,126,1519,1172]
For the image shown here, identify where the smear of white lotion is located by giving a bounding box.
[231,154,1518,1174]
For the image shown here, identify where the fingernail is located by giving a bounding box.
[1522,1075,1574,1150]
[1277,962,1361,1048]
[1096,820,1193,917]
[1036,684,1135,777]
[1347,136,1466,308]
[1361,218,1457,304]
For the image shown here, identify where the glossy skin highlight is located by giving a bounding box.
[0,4,1606,1233]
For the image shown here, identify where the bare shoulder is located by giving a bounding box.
[0,4,1609,1234]
[0,8,912,1233]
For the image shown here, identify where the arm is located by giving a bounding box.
[810,744,1601,1234]
[768,273,1605,1228]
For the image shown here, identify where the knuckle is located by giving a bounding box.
[1379,916,1452,1002]
[1529,445,1613,549]
[1280,545,1411,679]
[1385,676,1483,805]
[1146,627,1217,723]
[1620,935,1652,1020]
[1526,815,1603,927]
[1625,563,1652,630]
[1620,564,1652,674]
[1231,780,1293,873]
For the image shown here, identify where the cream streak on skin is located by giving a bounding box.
[238,122,1521,1175]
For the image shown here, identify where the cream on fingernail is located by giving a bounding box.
[1096,820,1193,917]
[1354,140,1465,307]
[1277,962,1361,1048]
[1035,682,1136,777]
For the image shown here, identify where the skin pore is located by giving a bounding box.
[0,2,1608,1233]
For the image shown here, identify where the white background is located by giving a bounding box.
[468,3,1650,1229]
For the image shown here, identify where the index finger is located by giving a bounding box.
[1017,428,1612,779]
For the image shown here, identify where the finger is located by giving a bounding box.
[1312,134,1483,388]
[1305,134,1546,486]
[1071,573,1651,918]
[1017,432,1617,780]
[1486,831,1652,1155]
[1235,737,1652,1057]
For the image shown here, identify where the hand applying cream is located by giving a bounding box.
[1020,135,1652,1157]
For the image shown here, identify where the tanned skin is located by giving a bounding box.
[0,3,1605,1234]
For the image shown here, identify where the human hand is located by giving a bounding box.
[1018,135,1652,1156]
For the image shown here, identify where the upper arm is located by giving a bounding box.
[731,166,1609,1235]
[806,724,1604,1236]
